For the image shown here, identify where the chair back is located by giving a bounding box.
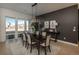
[23,33,26,41]
[27,34,31,44]
[42,32,46,37]
[36,31,39,35]
[46,35,51,46]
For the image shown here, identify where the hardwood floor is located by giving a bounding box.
[0,42,12,55]
[0,39,79,55]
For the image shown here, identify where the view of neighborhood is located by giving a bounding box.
[6,17,25,32]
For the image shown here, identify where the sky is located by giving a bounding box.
[6,17,16,27]
[6,17,25,27]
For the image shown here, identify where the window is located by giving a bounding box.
[6,17,16,32]
[18,19,25,31]
[6,17,30,39]
[26,20,29,31]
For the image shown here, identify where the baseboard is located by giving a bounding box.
[58,40,78,47]
[50,38,78,47]
[0,41,5,44]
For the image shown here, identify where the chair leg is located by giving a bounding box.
[22,41,24,46]
[44,47,47,55]
[37,45,40,55]
[30,45,32,53]
[25,41,27,48]
[25,42,26,48]
[27,43,29,49]
[48,46,51,52]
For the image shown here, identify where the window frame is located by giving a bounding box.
[17,18,25,32]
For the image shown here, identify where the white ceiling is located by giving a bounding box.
[0,3,78,16]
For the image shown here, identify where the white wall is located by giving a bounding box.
[0,8,36,42]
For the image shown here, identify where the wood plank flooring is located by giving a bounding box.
[0,39,79,55]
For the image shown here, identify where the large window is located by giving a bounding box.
[6,17,16,32]
[18,19,25,31]
[26,20,29,31]
[6,17,30,39]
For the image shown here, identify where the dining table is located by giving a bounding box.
[26,30,60,55]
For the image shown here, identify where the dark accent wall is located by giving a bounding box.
[36,4,78,44]
[78,9,79,42]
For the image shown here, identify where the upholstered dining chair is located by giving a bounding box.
[41,32,47,38]
[36,31,39,35]
[26,33,37,53]
[40,35,51,55]
[41,32,47,43]
[22,33,27,47]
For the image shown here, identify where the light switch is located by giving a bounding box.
[73,26,76,32]
[64,37,66,40]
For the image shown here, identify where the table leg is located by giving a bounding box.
[55,34,57,42]
[38,42,40,55]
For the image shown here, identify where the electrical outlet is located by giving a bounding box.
[64,37,66,40]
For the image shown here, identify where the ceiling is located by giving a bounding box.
[0,3,78,16]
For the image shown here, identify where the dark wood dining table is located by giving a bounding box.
[26,30,59,55]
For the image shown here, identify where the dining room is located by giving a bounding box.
[0,3,79,55]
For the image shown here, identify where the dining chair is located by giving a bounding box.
[41,32,47,43]
[22,33,27,47]
[42,32,47,37]
[40,35,51,55]
[36,31,39,35]
[26,33,37,53]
